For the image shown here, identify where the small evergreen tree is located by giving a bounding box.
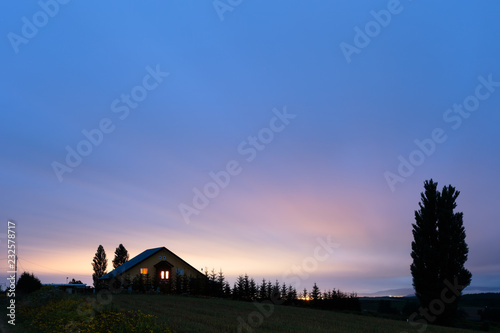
[287,285,297,302]
[267,281,273,300]
[272,280,280,299]
[92,245,108,289]
[233,282,238,299]
[223,281,232,297]
[217,269,225,297]
[302,288,308,300]
[243,274,250,299]
[112,244,129,269]
[249,278,257,300]
[209,268,217,283]
[311,282,320,301]
[235,275,244,299]
[259,279,267,299]
[281,283,287,301]
[208,268,218,296]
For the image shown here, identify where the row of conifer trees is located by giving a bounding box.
[104,268,360,312]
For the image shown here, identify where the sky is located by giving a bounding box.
[1,0,499,294]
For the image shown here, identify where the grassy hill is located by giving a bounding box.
[6,290,500,332]
[109,294,497,332]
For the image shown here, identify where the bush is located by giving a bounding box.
[402,300,419,317]
[378,300,398,314]
[479,307,500,323]
[17,272,42,294]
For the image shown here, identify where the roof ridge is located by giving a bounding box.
[100,246,203,280]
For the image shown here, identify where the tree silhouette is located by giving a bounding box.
[311,282,320,301]
[112,244,129,269]
[287,285,297,302]
[281,282,287,300]
[16,272,42,294]
[217,269,226,297]
[273,280,280,299]
[259,279,267,299]
[223,281,231,297]
[249,278,257,300]
[411,179,472,326]
[92,245,108,289]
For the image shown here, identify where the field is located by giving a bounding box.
[5,290,500,333]
[110,294,497,332]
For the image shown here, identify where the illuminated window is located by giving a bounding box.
[160,270,169,280]
[140,268,148,275]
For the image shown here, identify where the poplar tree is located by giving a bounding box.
[92,245,108,289]
[112,244,129,269]
[411,179,472,326]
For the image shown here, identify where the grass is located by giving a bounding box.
[4,290,499,333]
[109,294,497,333]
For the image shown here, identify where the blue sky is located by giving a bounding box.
[1,0,499,294]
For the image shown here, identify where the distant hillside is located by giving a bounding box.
[359,286,500,298]
[463,287,500,294]
[359,288,414,297]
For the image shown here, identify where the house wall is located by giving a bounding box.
[123,248,204,282]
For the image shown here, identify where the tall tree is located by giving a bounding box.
[411,179,472,326]
[112,244,129,269]
[92,245,108,289]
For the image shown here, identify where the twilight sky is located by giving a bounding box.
[1,0,499,294]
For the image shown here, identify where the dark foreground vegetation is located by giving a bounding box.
[359,293,500,332]
[3,286,499,333]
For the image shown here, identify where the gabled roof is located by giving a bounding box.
[100,247,163,279]
[100,246,203,280]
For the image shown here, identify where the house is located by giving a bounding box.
[100,246,205,287]
[43,283,88,294]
